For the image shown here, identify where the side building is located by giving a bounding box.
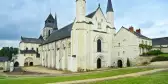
[114,26,152,67]
[15,36,43,67]
[152,37,168,53]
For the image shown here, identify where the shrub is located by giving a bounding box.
[142,62,149,65]
[151,56,168,62]
[146,50,163,56]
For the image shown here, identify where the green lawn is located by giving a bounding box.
[0,68,153,84]
[159,53,168,57]
[91,71,168,84]
[0,76,5,79]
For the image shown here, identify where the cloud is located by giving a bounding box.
[0,40,19,48]
[138,21,155,29]
[0,0,168,48]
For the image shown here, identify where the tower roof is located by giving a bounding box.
[106,0,114,12]
[54,13,58,30]
[45,13,55,28]
[45,13,54,21]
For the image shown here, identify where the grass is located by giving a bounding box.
[0,68,153,84]
[159,53,168,57]
[91,71,168,84]
[0,76,5,79]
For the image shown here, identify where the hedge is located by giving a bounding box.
[151,56,168,62]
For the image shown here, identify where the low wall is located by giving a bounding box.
[135,56,156,66]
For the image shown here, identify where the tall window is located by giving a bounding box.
[97,39,102,52]
[48,30,51,36]
[36,48,38,53]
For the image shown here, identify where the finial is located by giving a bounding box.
[50,8,51,14]
[98,3,100,7]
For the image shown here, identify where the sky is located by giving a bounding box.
[0,0,168,48]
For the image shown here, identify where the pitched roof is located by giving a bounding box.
[152,37,168,45]
[20,50,37,54]
[124,28,150,40]
[45,13,54,21]
[0,57,9,62]
[106,0,114,12]
[21,37,43,44]
[42,23,73,44]
[86,11,96,18]
[86,5,105,19]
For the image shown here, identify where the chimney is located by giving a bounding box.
[129,26,134,32]
[136,29,141,34]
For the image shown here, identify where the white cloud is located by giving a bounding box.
[0,40,19,48]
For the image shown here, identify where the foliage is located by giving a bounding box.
[146,45,152,50]
[139,44,145,48]
[151,56,168,62]
[0,47,18,60]
[159,53,168,57]
[139,44,152,50]
[127,58,131,67]
[0,68,153,84]
[146,50,163,56]
[141,50,163,56]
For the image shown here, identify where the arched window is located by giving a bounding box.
[97,39,102,52]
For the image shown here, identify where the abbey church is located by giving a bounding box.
[15,0,152,72]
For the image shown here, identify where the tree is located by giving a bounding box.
[0,47,18,60]
[127,58,131,67]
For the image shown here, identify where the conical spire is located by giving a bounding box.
[54,13,58,30]
[106,0,114,13]
[45,13,55,28]
[45,13,54,21]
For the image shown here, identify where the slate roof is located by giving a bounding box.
[124,28,150,40]
[152,37,168,45]
[21,37,43,44]
[86,11,96,18]
[106,0,114,12]
[42,23,73,44]
[20,50,37,54]
[0,57,9,62]
[45,13,54,22]
[42,7,106,45]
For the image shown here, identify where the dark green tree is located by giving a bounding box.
[0,47,18,60]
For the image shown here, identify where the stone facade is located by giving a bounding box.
[16,0,152,72]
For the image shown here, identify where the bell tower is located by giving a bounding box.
[76,0,86,22]
[106,0,114,27]
[70,0,87,72]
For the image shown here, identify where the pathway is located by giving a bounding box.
[48,68,168,84]
[23,66,64,74]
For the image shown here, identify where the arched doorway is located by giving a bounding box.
[14,62,19,67]
[117,60,123,68]
[97,58,101,69]
[24,57,33,66]
[30,62,33,66]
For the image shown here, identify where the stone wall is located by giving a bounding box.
[135,56,155,66]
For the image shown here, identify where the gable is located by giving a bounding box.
[92,7,107,22]
[115,28,137,40]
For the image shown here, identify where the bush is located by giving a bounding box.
[146,50,163,56]
[151,56,168,62]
